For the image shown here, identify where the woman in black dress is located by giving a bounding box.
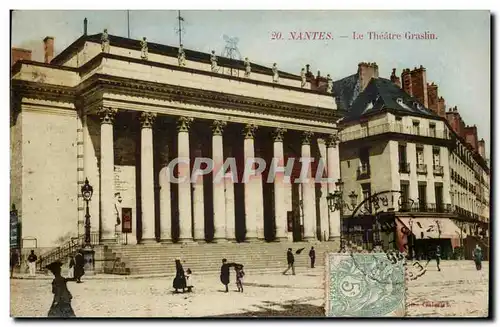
[46,261,76,317]
[220,258,235,293]
[173,259,186,293]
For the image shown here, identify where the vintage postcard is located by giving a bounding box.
[9,9,490,318]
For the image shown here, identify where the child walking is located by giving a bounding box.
[235,264,245,293]
[185,268,194,292]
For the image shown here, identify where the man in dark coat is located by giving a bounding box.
[46,261,75,317]
[220,258,234,293]
[73,250,85,283]
[309,247,316,268]
[473,245,483,270]
[282,248,295,275]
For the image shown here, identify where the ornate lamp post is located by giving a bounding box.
[81,178,93,248]
[80,178,95,273]
[327,179,358,251]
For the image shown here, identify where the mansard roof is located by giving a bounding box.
[332,73,360,111]
[51,33,301,80]
[342,77,439,122]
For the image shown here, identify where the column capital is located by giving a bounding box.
[243,124,258,139]
[98,107,118,125]
[273,127,287,142]
[140,112,157,129]
[177,116,194,132]
[302,131,314,145]
[212,120,227,136]
[326,133,340,148]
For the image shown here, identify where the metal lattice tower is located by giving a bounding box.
[221,35,242,76]
[175,10,186,47]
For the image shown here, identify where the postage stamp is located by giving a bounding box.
[9,9,490,318]
[325,253,406,317]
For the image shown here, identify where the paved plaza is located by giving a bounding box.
[10,261,488,317]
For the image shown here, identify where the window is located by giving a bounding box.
[398,144,409,173]
[416,146,424,165]
[412,120,420,135]
[433,148,441,166]
[400,182,410,210]
[429,123,436,137]
[435,183,444,212]
[361,183,372,212]
[418,183,427,211]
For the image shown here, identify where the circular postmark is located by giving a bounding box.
[342,190,431,284]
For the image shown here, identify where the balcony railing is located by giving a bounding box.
[399,162,410,173]
[399,202,453,213]
[339,122,451,142]
[433,165,444,176]
[416,164,427,175]
[453,205,476,220]
[357,165,370,180]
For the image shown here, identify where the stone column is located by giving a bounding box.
[224,168,236,241]
[317,137,329,241]
[98,107,117,243]
[326,134,341,241]
[273,128,288,241]
[140,112,157,243]
[192,146,205,242]
[212,120,227,242]
[243,124,258,241]
[159,163,172,243]
[177,117,194,242]
[301,131,316,241]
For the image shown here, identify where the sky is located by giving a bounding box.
[11,10,491,156]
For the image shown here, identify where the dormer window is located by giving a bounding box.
[396,98,404,106]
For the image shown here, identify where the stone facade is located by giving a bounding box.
[11,33,342,249]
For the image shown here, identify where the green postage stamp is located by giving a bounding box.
[325,253,406,317]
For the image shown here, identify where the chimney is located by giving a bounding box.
[401,68,412,96]
[437,96,446,117]
[478,139,486,158]
[410,66,428,108]
[43,36,54,63]
[358,62,379,91]
[427,82,439,114]
[390,68,401,88]
[11,47,32,66]
[84,18,88,35]
[464,125,479,152]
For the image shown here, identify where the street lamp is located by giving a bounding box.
[81,178,93,248]
[326,179,358,213]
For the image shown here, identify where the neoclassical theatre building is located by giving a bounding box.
[11,33,343,250]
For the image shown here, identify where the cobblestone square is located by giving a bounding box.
[10,260,488,317]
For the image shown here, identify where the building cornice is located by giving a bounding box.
[339,131,454,149]
[11,79,76,103]
[77,73,342,123]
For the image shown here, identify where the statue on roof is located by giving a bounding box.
[210,50,218,72]
[140,37,148,60]
[272,63,279,83]
[178,44,186,66]
[326,74,333,94]
[244,57,251,77]
[101,29,110,53]
[300,68,306,88]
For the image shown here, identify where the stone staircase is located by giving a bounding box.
[107,241,340,275]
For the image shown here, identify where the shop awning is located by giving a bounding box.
[397,217,467,240]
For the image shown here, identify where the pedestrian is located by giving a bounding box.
[473,245,483,270]
[282,248,295,275]
[67,256,75,280]
[173,259,186,293]
[427,245,441,272]
[27,250,37,277]
[10,249,19,278]
[235,264,245,293]
[73,250,85,283]
[220,258,233,293]
[46,261,76,317]
[309,246,316,268]
[185,268,193,292]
